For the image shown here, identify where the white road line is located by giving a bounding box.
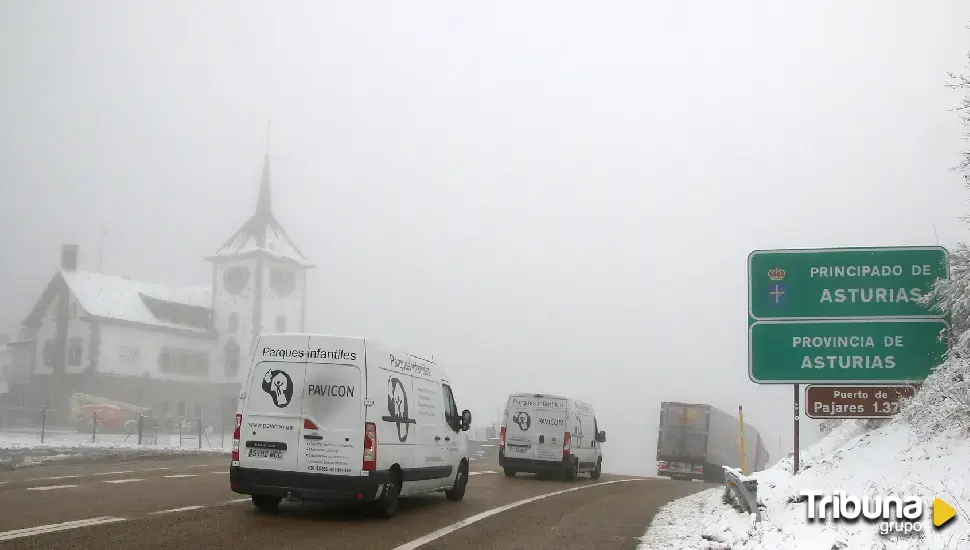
[163,474,197,479]
[151,505,204,515]
[468,471,496,476]
[218,498,251,505]
[24,467,169,484]
[392,479,643,550]
[210,471,228,474]
[0,517,127,542]
[92,470,136,477]
[103,479,144,484]
[27,484,78,491]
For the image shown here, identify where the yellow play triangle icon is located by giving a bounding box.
[934,498,956,528]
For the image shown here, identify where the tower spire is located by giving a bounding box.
[256,121,272,216]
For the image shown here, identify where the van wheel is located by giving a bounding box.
[251,495,282,512]
[445,462,468,501]
[373,475,401,518]
[564,459,579,481]
[503,468,516,477]
[590,459,602,480]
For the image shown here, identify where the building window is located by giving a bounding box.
[119,346,140,366]
[158,347,210,377]
[270,268,296,297]
[69,302,78,319]
[42,340,56,368]
[193,403,203,420]
[177,401,186,417]
[275,315,286,332]
[67,338,83,367]
[227,313,239,334]
[223,266,250,296]
[224,340,241,377]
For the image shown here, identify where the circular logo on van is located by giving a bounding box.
[262,369,294,408]
[513,411,531,431]
[387,377,410,442]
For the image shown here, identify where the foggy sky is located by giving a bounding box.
[2,1,969,476]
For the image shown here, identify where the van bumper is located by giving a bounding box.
[499,450,571,474]
[229,466,393,502]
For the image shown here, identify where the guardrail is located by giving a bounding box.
[723,465,761,522]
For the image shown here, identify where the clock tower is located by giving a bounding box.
[206,152,313,386]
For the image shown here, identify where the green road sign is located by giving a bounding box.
[748,246,948,320]
[748,319,948,384]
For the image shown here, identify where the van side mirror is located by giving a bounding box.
[596,430,606,443]
[461,409,472,431]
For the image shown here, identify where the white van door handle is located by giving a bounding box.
[444,436,451,442]
[435,436,441,441]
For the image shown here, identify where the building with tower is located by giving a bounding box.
[4,153,312,425]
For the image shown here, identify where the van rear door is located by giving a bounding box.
[238,335,309,472]
[504,396,538,461]
[533,400,568,462]
[299,336,367,476]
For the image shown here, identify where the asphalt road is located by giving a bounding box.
[0,454,713,549]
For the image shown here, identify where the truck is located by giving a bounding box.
[655,401,769,484]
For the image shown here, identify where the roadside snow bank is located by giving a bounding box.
[0,429,229,470]
[638,419,970,549]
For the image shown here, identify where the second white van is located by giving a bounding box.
[498,393,606,480]
[229,333,473,518]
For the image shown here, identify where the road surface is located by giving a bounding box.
[0,455,713,549]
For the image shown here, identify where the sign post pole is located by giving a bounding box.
[793,384,799,474]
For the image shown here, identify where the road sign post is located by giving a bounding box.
[747,246,949,473]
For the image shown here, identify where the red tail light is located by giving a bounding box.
[363,422,377,471]
[563,431,571,456]
[231,414,242,463]
[304,418,319,430]
[500,426,507,446]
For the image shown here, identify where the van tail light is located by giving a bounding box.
[563,431,571,456]
[304,418,319,430]
[363,422,377,471]
[231,414,242,463]
[657,461,667,470]
[500,426,507,447]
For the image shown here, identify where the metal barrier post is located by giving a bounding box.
[723,466,761,523]
[92,411,98,443]
[40,405,47,443]
[137,415,144,445]
[197,419,202,449]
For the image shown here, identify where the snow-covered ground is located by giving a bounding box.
[638,419,970,549]
[0,427,230,470]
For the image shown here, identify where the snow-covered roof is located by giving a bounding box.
[206,153,313,268]
[60,270,213,334]
[208,219,312,267]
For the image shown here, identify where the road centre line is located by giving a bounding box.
[392,479,644,550]
[0,517,127,542]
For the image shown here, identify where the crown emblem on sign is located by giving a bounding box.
[768,268,786,281]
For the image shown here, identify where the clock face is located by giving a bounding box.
[270,268,296,297]
[223,266,250,296]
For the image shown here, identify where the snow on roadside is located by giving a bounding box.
[638,419,970,549]
[0,428,229,471]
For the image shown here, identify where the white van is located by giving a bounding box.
[229,334,473,518]
[498,393,606,480]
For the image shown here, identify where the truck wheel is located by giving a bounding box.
[503,468,516,477]
[590,458,602,480]
[251,495,282,512]
[373,475,401,518]
[445,462,468,501]
[564,459,579,481]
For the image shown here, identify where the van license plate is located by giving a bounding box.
[248,448,283,460]
[508,444,530,452]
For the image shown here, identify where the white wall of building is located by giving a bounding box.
[97,324,219,383]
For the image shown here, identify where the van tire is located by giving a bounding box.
[251,495,282,512]
[503,468,516,477]
[445,462,468,501]
[373,474,401,518]
[590,458,602,480]
[564,458,579,481]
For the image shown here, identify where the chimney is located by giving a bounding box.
[61,244,79,271]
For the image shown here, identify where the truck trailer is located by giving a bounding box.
[655,401,769,483]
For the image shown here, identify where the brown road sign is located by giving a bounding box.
[805,385,920,419]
